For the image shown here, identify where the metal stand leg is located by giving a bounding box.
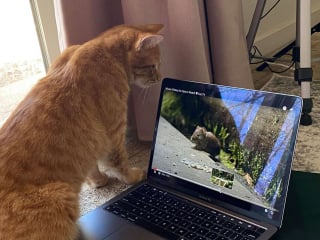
[246,0,267,61]
[295,0,313,125]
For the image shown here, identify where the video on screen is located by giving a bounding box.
[152,87,296,212]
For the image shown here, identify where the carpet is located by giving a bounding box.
[262,74,320,173]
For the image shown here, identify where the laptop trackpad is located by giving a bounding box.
[105,224,164,240]
[78,208,163,240]
[79,209,125,239]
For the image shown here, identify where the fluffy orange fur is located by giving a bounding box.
[0,24,163,240]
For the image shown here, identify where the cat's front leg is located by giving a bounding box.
[86,164,109,188]
[106,146,146,185]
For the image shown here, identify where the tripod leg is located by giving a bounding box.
[295,0,313,125]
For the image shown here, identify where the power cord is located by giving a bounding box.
[250,45,295,74]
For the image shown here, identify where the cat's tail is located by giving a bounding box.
[0,182,81,240]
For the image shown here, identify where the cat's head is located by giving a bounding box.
[128,24,164,88]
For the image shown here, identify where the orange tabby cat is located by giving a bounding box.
[0,24,163,240]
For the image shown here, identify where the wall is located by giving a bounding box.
[242,0,320,56]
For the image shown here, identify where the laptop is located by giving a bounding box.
[78,78,302,240]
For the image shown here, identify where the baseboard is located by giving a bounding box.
[254,8,320,57]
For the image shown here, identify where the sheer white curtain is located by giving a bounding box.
[54,0,253,141]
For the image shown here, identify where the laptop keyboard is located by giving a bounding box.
[105,184,266,240]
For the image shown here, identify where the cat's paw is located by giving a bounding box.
[122,167,146,185]
[86,173,109,188]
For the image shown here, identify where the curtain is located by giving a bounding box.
[53,0,253,141]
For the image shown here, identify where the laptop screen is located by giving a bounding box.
[149,78,302,227]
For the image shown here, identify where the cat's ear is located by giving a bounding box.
[136,34,163,51]
[142,24,164,33]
